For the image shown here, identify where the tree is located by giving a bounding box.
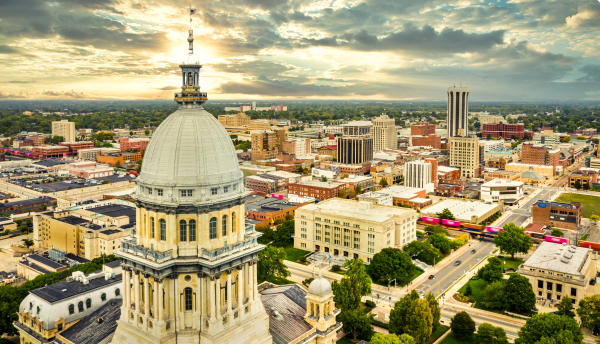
[477,322,509,344]
[144,129,150,135]
[368,248,416,284]
[339,308,374,341]
[425,293,441,332]
[465,283,473,297]
[331,274,361,312]
[556,295,576,318]
[590,215,600,224]
[437,208,455,220]
[14,219,23,226]
[389,290,433,343]
[515,313,583,344]
[550,228,564,237]
[343,258,372,296]
[21,238,34,249]
[477,257,504,282]
[487,134,492,140]
[379,178,389,187]
[355,184,362,195]
[574,179,581,190]
[320,175,327,182]
[426,233,452,255]
[583,182,590,190]
[257,246,290,283]
[0,285,20,336]
[403,241,443,266]
[577,294,600,333]
[371,333,415,344]
[494,223,532,258]
[482,281,507,310]
[504,274,536,313]
[451,312,476,339]
[338,189,347,199]
[273,220,294,244]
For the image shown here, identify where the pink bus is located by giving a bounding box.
[270,193,284,199]
[441,219,461,227]
[544,235,569,244]
[420,216,440,224]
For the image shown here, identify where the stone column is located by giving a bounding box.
[319,302,323,320]
[123,268,130,309]
[209,278,216,321]
[247,263,254,302]
[153,278,158,319]
[237,265,244,309]
[252,260,258,301]
[144,275,150,316]
[196,274,202,315]
[158,280,164,322]
[215,275,221,319]
[226,270,233,314]
[133,270,140,312]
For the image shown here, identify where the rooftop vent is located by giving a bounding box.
[62,289,67,292]
[563,252,573,259]
[560,257,570,264]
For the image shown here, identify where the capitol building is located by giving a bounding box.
[14,28,340,344]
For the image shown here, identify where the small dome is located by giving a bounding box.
[328,134,335,139]
[308,273,332,297]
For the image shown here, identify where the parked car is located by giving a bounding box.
[428,275,435,280]
[454,261,462,266]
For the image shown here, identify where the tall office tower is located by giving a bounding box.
[447,86,469,138]
[450,135,480,178]
[372,114,397,152]
[338,121,373,164]
[51,120,76,142]
[250,128,287,162]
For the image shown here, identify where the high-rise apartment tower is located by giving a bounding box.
[447,86,469,138]
[372,114,396,152]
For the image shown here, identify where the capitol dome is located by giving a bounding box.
[308,273,332,297]
[136,106,244,204]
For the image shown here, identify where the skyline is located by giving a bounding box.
[0,0,599,102]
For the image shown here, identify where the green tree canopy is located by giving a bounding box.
[437,208,455,220]
[504,274,536,313]
[494,223,533,258]
[515,313,583,344]
[550,228,564,237]
[576,294,600,332]
[343,258,372,296]
[555,295,575,318]
[331,274,362,312]
[379,178,389,187]
[425,293,441,332]
[403,240,443,266]
[371,333,415,344]
[339,308,374,341]
[368,248,416,284]
[482,281,507,310]
[257,246,290,283]
[451,311,476,339]
[426,233,453,255]
[477,322,509,344]
[389,290,433,343]
[477,257,504,282]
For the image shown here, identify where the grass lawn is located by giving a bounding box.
[497,256,524,270]
[336,336,355,344]
[440,332,477,344]
[581,234,589,241]
[423,325,451,344]
[556,193,600,218]
[458,278,490,311]
[277,241,311,263]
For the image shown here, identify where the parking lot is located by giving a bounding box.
[6,174,135,194]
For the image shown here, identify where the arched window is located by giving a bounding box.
[231,213,236,233]
[160,219,166,241]
[36,306,40,314]
[115,288,120,297]
[179,220,187,242]
[29,302,33,311]
[209,217,217,239]
[78,301,84,313]
[101,293,107,302]
[189,220,196,241]
[68,304,74,315]
[187,72,192,86]
[222,215,227,237]
[151,217,155,239]
[86,299,91,309]
[184,288,193,311]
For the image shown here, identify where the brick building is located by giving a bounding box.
[251,129,287,162]
[531,200,581,230]
[0,197,56,217]
[59,141,94,155]
[245,198,307,228]
[411,134,441,149]
[32,145,69,158]
[482,122,527,139]
[26,135,45,146]
[288,181,347,201]
[120,137,150,152]
[487,157,512,169]
[522,143,560,173]
[411,122,436,136]
[569,170,598,188]
[97,152,141,167]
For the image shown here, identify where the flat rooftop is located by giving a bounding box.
[423,199,498,219]
[291,181,342,189]
[298,198,414,223]
[533,200,581,210]
[30,270,122,303]
[523,241,591,275]
[375,185,425,199]
[0,196,55,209]
[87,204,136,224]
[482,179,524,187]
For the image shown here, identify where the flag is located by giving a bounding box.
[190,9,196,15]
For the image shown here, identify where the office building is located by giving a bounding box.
[481,179,524,202]
[532,200,582,230]
[119,137,150,152]
[282,138,311,158]
[32,145,70,158]
[337,137,373,164]
[78,147,121,161]
[404,159,437,190]
[482,122,527,139]
[411,134,441,149]
[450,135,480,178]
[342,121,372,136]
[411,122,436,136]
[97,152,141,167]
[447,86,469,137]
[522,143,560,174]
[245,197,308,227]
[517,242,598,304]
[52,120,76,142]
[218,112,251,127]
[421,199,502,224]
[59,141,94,155]
[478,115,504,124]
[360,185,431,210]
[251,128,287,162]
[294,199,417,262]
[288,181,347,201]
[372,114,396,151]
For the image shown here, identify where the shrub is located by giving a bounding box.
[366,300,376,308]
[331,265,342,271]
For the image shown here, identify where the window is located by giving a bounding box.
[210,217,217,239]
[222,215,227,236]
[147,187,152,195]
[556,284,562,293]
[570,288,577,298]
[57,323,63,332]
[180,189,192,197]
[78,302,84,313]
[86,299,91,309]
[151,217,155,239]
[233,183,237,190]
[68,304,74,315]
[29,302,33,311]
[101,293,106,302]
[538,280,543,288]
[160,219,166,241]
[301,243,306,248]
[189,220,196,241]
[231,213,236,233]
[211,188,218,195]
[184,288,193,311]
[224,186,229,193]
[115,288,120,297]
[546,282,553,290]
[179,220,187,242]
[157,189,163,196]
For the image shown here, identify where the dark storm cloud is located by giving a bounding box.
[42,90,95,99]
[579,65,600,82]
[471,40,576,66]
[209,60,293,79]
[0,45,21,54]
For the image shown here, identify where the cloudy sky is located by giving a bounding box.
[0,0,599,101]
